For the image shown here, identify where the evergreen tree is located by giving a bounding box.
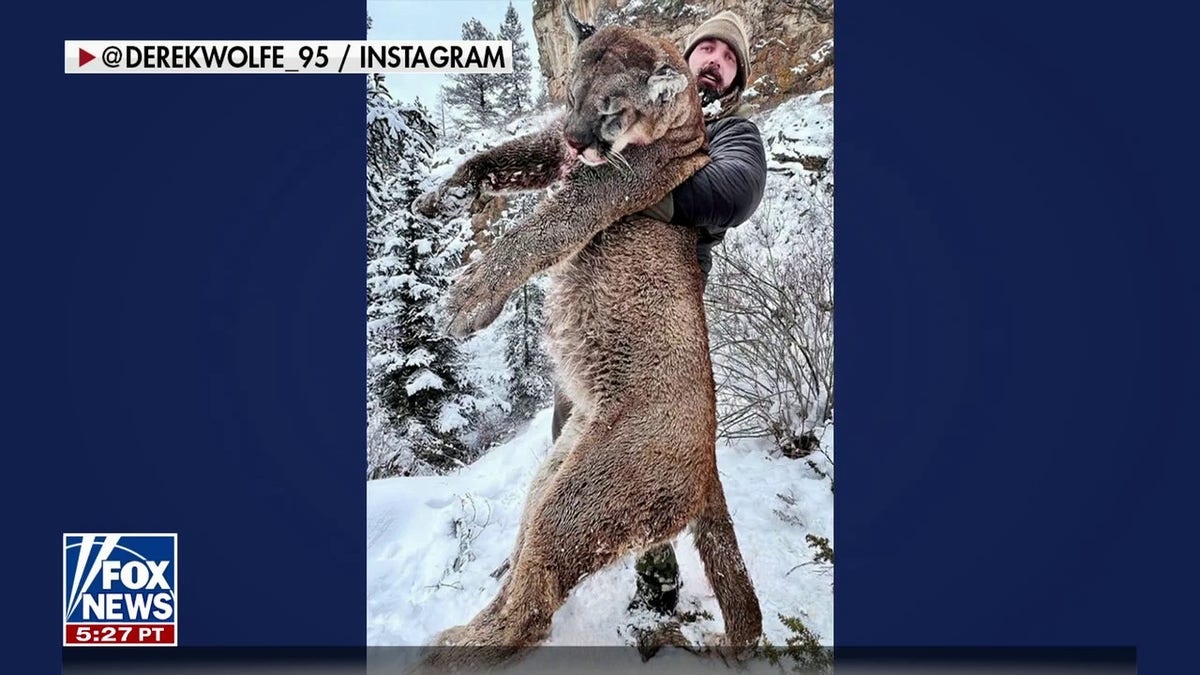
[496,2,533,116]
[502,277,552,419]
[367,73,476,477]
[441,18,501,129]
[532,76,549,110]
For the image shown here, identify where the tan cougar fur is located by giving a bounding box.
[410,17,762,668]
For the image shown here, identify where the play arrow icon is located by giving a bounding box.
[79,48,95,67]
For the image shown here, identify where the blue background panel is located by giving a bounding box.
[6,1,1198,673]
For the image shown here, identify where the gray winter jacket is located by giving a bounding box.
[642,116,768,278]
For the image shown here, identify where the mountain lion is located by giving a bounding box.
[411,10,762,667]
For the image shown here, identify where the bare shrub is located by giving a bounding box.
[705,180,833,450]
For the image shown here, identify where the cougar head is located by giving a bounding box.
[560,10,696,167]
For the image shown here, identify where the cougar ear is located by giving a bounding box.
[647,64,688,105]
[562,1,596,46]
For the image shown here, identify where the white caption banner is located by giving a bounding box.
[64,40,514,74]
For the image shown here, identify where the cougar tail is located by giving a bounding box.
[691,476,763,647]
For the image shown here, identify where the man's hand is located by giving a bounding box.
[411,184,474,219]
[638,192,676,223]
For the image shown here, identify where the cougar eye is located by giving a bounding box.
[600,94,626,116]
[600,113,624,139]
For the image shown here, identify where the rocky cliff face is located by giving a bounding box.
[531,0,833,111]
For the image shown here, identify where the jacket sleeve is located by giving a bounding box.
[670,118,768,236]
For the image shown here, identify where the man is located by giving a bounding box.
[550,10,769,616]
[639,9,768,280]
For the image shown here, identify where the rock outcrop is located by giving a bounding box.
[531,0,833,112]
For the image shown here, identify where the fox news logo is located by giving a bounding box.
[63,533,177,646]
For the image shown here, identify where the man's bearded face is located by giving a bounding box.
[687,38,737,104]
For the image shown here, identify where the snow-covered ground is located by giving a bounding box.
[744,87,834,251]
[760,88,834,176]
[367,407,834,648]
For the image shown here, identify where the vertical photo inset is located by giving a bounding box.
[366,1,832,669]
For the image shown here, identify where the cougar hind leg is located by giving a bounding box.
[491,396,587,581]
[691,475,763,647]
[434,410,704,657]
[425,401,591,660]
[436,399,587,665]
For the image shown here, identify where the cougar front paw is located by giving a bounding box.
[411,184,474,218]
[444,261,508,338]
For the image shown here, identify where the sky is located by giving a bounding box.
[367,0,539,107]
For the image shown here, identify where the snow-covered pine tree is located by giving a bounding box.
[502,277,552,419]
[441,18,501,129]
[496,2,533,116]
[412,95,430,127]
[532,76,549,111]
[367,73,476,478]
